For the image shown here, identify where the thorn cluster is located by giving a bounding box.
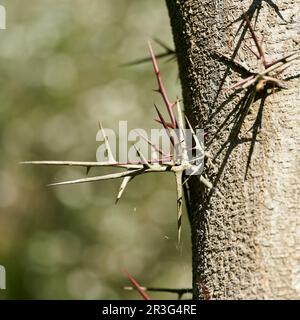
[228,12,299,93]
[22,41,214,245]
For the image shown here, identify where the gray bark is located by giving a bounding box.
[166,0,300,299]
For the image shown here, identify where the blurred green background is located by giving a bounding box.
[0,0,191,299]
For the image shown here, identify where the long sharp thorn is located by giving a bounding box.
[133,129,167,157]
[260,34,265,52]
[98,121,116,163]
[133,145,151,168]
[263,76,287,88]
[176,99,185,132]
[200,175,213,189]
[242,11,267,67]
[226,75,255,91]
[244,42,260,60]
[265,51,300,69]
[148,40,176,128]
[20,161,142,170]
[241,76,258,89]
[176,100,188,163]
[273,64,291,77]
[123,286,192,296]
[182,174,193,186]
[262,62,290,77]
[199,176,223,198]
[123,270,151,300]
[154,119,175,129]
[154,105,175,147]
[116,176,133,204]
[47,169,144,187]
[175,171,183,246]
[154,105,168,129]
[184,115,194,134]
[185,115,205,154]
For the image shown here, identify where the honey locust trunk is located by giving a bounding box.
[166,0,300,299]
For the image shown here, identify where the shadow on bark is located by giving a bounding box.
[208,87,275,200]
[229,0,286,31]
[210,0,286,123]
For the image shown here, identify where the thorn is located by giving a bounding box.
[123,270,151,300]
[133,129,168,157]
[154,119,175,129]
[176,100,188,163]
[47,169,144,187]
[244,42,260,60]
[242,11,267,67]
[133,145,151,168]
[273,64,291,77]
[185,115,205,156]
[263,75,287,89]
[123,285,192,299]
[148,40,177,128]
[20,160,144,170]
[116,176,133,203]
[154,105,175,147]
[266,51,300,69]
[200,175,223,198]
[240,76,258,90]
[199,175,213,189]
[175,171,183,245]
[176,99,184,131]
[98,121,116,163]
[226,75,255,91]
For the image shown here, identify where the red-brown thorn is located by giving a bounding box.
[123,270,151,300]
[148,40,177,129]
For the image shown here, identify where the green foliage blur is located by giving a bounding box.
[0,0,191,299]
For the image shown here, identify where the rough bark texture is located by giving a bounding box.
[166,0,300,299]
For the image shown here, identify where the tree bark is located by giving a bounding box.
[166,0,300,299]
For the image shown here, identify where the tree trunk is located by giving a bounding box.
[166,0,300,299]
